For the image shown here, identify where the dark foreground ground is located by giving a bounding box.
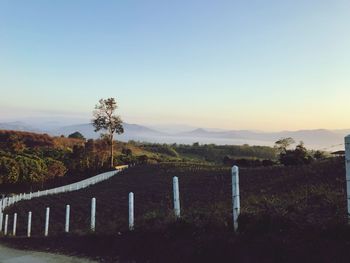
[2,221,350,263]
[1,158,349,262]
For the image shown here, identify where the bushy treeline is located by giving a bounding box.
[0,152,66,184]
[222,156,277,167]
[127,141,280,168]
[276,139,330,166]
[0,130,54,149]
[0,131,185,187]
[0,131,113,186]
[174,143,277,163]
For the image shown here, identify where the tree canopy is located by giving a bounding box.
[68,131,86,140]
[92,98,124,167]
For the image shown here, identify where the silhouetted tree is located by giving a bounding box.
[92,98,124,168]
[274,137,295,153]
[279,141,313,166]
[68,132,85,140]
[313,150,327,160]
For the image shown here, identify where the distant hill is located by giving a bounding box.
[0,121,39,132]
[177,128,347,150]
[52,123,166,141]
[0,121,348,150]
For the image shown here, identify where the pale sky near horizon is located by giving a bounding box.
[0,0,349,131]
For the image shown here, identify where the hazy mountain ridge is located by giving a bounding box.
[0,121,348,150]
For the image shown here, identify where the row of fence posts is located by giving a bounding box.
[0,166,241,237]
[0,167,129,213]
[3,132,349,234]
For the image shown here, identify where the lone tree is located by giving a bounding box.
[68,131,85,140]
[92,98,124,167]
[274,137,295,153]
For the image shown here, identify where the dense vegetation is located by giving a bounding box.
[0,130,283,192]
[2,157,348,262]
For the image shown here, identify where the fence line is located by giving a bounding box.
[0,164,245,238]
[0,165,129,212]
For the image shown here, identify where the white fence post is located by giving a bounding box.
[345,135,350,222]
[65,205,70,233]
[0,211,3,232]
[44,207,50,237]
[173,177,181,218]
[232,165,240,232]
[4,214,8,235]
[129,192,134,230]
[27,211,32,237]
[91,198,96,232]
[12,213,17,236]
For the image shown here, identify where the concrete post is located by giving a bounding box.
[232,165,240,232]
[173,177,181,218]
[65,205,70,233]
[27,211,32,237]
[44,207,50,236]
[129,192,134,230]
[91,198,96,232]
[4,214,8,235]
[0,212,3,232]
[12,213,17,236]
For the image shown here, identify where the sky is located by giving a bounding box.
[0,0,349,131]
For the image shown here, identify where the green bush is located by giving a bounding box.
[0,156,20,183]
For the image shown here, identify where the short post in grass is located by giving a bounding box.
[44,207,50,236]
[65,205,70,233]
[0,211,3,232]
[91,198,96,232]
[4,214,8,235]
[345,135,350,222]
[232,165,240,232]
[173,177,181,218]
[129,192,134,230]
[27,211,32,237]
[12,213,17,236]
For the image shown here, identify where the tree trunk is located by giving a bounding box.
[110,134,114,168]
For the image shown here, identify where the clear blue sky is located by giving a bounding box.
[0,0,349,130]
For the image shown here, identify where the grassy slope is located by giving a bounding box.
[1,158,349,262]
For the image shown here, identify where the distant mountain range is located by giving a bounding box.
[0,121,348,151]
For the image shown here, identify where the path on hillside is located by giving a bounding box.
[0,243,97,263]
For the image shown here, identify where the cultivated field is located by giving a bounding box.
[2,158,349,262]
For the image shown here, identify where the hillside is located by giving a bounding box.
[0,129,280,194]
[2,158,349,262]
[0,121,348,150]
